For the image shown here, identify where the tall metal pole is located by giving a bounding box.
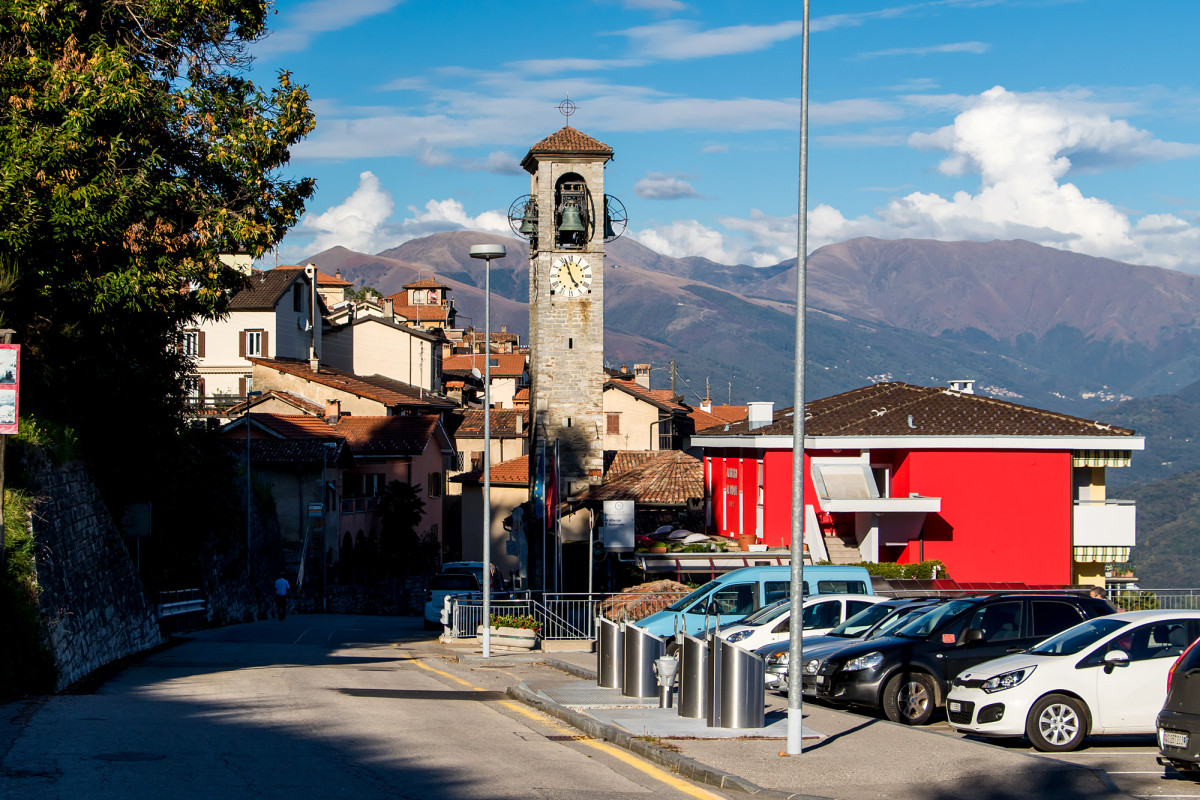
[469,244,506,659]
[786,0,811,757]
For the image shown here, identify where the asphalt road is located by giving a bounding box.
[0,616,733,800]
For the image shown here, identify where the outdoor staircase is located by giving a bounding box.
[823,534,862,564]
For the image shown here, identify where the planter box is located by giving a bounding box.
[477,625,539,651]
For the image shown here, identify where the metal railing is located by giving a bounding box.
[1108,589,1200,611]
[444,591,690,641]
[156,589,206,635]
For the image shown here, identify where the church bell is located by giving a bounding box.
[558,202,585,233]
[518,201,538,235]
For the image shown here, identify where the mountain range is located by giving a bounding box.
[307,233,1200,414]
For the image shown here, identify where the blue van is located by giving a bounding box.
[632,564,874,638]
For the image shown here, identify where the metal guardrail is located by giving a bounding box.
[1108,589,1200,611]
[445,591,690,641]
[156,589,206,635]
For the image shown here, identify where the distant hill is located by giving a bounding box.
[1123,470,1200,588]
[306,233,1200,419]
[1089,392,1200,488]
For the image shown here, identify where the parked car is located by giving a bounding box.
[760,598,947,694]
[718,594,881,650]
[423,572,480,630]
[946,610,1200,751]
[814,592,1114,725]
[633,564,874,638]
[441,561,507,592]
[1158,630,1200,776]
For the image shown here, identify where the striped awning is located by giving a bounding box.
[1073,546,1131,563]
[1073,450,1132,468]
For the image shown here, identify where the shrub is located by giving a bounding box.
[816,560,950,580]
[490,613,542,633]
[0,488,56,696]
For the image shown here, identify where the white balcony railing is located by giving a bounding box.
[1073,499,1136,547]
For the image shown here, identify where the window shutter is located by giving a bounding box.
[261,330,269,357]
[238,377,246,397]
[198,331,206,358]
[239,331,246,357]
[197,378,206,398]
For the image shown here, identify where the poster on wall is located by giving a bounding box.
[0,344,17,435]
[602,500,635,552]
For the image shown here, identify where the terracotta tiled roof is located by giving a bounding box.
[702,382,1138,439]
[226,389,325,416]
[452,454,530,485]
[233,439,347,465]
[575,450,703,506]
[402,277,450,289]
[249,413,338,440]
[331,415,441,456]
[443,353,528,378]
[605,378,687,413]
[515,388,530,400]
[688,408,727,433]
[229,267,303,310]
[249,357,456,409]
[316,270,352,287]
[447,409,528,438]
[526,127,613,157]
[708,405,748,423]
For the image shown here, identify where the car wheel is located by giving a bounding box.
[1026,694,1088,752]
[882,673,937,725]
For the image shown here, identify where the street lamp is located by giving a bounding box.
[468,243,505,658]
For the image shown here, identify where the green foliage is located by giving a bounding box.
[1117,590,1159,611]
[0,488,56,696]
[1123,469,1200,587]
[12,411,79,465]
[347,285,383,302]
[0,0,314,513]
[489,614,542,633]
[818,560,950,580]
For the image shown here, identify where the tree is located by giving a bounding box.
[0,0,315,487]
[377,480,427,578]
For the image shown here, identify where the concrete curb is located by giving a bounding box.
[506,682,832,799]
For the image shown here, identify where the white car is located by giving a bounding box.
[946,609,1200,751]
[423,572,480,630]
[718,594,882,650]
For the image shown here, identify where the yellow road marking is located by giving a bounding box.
[409,657,725,800]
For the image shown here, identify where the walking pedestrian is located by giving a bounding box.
[275,573,290,620]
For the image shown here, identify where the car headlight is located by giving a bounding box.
[726,630,752,643]
[980,666,1035,694]
[767,651,789,665]
[804,658,821,675]
[841,652,883,672]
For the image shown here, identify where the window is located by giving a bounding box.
[470,451,483,471]
[240,329,266,357]
[293,283,303,312]
[967,601,1024,642]
[365,474,385,497]
[1031,601,1084,638]
[181,330,203,357]
[764,581,789,605]
[803,599,844,630]
[606,413,620,434]
[710,584,755,616]
[817,580,869,595]
[428,471,442,498]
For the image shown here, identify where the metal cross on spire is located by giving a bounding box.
[557,95,576,127]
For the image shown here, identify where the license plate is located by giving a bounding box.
[1163,730,1190,749]
[816,675,825,685]
[948,701,962,713]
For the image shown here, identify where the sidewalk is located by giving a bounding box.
[449,644,1132,800]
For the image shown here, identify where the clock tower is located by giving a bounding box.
[516,122,620,495]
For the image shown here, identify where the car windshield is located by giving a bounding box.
[666,581,719,612]
[828,603,894,638]
[741,599,789,626]
[893,598,978,638]
[871,605,937,638]
[1029,617,1128,655]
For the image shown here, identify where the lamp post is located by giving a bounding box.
[468,243,505,658]
[786,0,811,756]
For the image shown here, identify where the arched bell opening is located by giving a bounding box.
[554,172,593,249]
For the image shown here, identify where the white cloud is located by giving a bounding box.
[300,171,395,254]
[807,86,1200,270]
[634,172,701,200]
[631,214,795,267]
[257,0,404,55]
[621,0,686,10]
[619,20,807,60]
[859,41,990,58]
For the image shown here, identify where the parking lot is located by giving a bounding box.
[765,690,1200,800]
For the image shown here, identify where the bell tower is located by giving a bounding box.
[512,110,625,495]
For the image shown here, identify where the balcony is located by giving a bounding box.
[340,497,380,515]
[1073,500,1136,548]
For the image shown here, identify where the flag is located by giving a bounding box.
[532,441,546,519]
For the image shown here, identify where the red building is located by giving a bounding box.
[691,382,1144,587]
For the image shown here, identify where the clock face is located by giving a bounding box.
[550,255,593,298]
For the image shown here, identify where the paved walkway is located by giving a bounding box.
[448,643,1134,800]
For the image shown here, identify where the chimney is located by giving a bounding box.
[383,298,394,318]
[948,379,975,395]
[634,363,651,389]
[515,413,524,434]
[501,324,507,333]
[747,401,774,430]
[325,399,341,424]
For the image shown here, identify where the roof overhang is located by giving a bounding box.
[691,434,1146,451]
[821,496,941,513]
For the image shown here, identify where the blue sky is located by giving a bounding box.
[249,0,1200,272]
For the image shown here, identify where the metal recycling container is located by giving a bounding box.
[708,637,766,729]
[677,633,710,719]
[621,624,664,698]
[596,617,624,689]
